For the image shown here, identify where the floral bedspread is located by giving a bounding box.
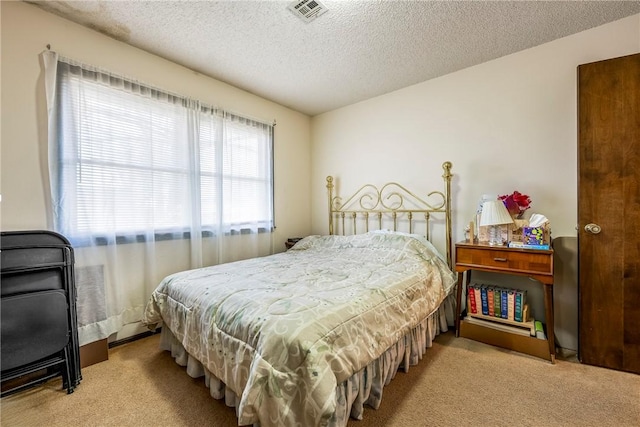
[143,231,456,426]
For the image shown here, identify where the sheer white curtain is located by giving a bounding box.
[43,51,274,345]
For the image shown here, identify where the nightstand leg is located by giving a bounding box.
[543,283,556,363]
[454,270,469,337]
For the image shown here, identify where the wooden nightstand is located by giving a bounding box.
[285,237,304,250]
[454,242,556,363]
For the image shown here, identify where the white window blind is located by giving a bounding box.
[52,59,274,243]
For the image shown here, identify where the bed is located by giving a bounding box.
[142,162,456,426]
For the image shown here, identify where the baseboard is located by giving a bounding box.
[80,338,109,368]
[108,328,161,349]
[556,346,578,362]
[79,328,161,367]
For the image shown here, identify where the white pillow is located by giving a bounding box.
[368,229,445,261]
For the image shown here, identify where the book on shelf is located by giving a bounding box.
[480,285,489,315]
[507,289,515,321]
[515,291,522,322]
[534,320,546,340]
[493,287,501,318]
[508,241,550,250]
[487,286,495,317]
[514,290,527,322]
[473,286,481,317]
[468,283,478,314]
[500,289,508,319]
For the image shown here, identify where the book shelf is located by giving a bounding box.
[454,242,556,363]
[466,313,536,336]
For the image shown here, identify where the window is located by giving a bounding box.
[51,60,273,243]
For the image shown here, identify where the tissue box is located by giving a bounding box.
[523,227,545,245]
[509,220,551,244]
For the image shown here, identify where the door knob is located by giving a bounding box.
[584,223,602,234]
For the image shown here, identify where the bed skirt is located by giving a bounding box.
[159,292,456,426]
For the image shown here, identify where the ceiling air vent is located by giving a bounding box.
[288,0,328,23]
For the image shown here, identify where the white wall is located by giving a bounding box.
[311,14,639,240]
[310,14,640,350]
[0,2,313,343]
[1,1,312,248]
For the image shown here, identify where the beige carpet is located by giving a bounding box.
[2,332,639,427]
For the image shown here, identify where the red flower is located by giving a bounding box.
[499,191,531,218]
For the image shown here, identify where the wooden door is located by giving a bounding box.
[578,53,640,374]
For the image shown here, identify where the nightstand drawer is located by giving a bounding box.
[456,245,552,276]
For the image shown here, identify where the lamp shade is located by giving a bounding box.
[480,200,514,226]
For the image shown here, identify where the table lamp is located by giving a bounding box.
[479,200,514,246]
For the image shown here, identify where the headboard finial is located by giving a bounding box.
[442,161,453,178]
[327,176,334,235]
[442,162,453,268]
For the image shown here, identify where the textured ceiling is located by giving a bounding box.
[29,1,640,116]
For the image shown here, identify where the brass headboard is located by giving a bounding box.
[326,161,453,268]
